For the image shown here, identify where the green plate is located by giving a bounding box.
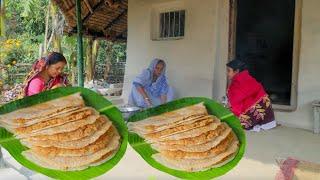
[0,87,128,179]
[128,97,246,180]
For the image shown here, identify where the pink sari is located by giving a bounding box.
[22,57,69,97]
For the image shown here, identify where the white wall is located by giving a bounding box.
[124,0,320,131]
[212,0,320,131]
[123,0,218,102]
[276,0,320,130]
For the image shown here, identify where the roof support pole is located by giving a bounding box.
[76,0,84,87]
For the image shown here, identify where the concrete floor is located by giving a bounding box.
[221,126,320,180]
[1,126,320,179]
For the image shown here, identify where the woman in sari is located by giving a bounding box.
[128,58,174,108]
[226,59,276,131]
[22,52,69,97]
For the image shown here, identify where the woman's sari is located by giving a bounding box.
[21,57,69,97]
[238,95,275,130]
[227,70,276,131]
[128,59,174,108]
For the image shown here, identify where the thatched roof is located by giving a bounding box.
[52,0,127,41]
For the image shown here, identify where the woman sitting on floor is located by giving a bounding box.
[226,59,277,131]
[128,58,174,108]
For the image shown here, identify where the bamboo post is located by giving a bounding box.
[76,0,84,87]
[0,0,5,37]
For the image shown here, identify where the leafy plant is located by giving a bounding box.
[5,0,48,37]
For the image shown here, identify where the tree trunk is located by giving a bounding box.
[70,52,77,86]
[53,34,62,53]
[104,43,112,80]
[43,1,51,55]
[38,43,44,58]
[0,0,6,37]
[85,37,93,82]
[50,3,62,53]
[0,0,4,86]
[92,39,100,80]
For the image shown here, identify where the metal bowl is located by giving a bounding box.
[118,106,141,113]
[118,105,141,121]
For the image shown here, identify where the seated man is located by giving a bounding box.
[128,58,174,108]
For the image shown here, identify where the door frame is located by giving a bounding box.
[227,0,302,111]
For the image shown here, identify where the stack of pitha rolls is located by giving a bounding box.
[128,103,239,172]
[0,93,121,171]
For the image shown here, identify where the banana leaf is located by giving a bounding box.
[128,97,246,179]
[0,87,128,179]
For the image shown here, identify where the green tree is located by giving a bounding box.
[0,0,127,87]
[5,0,48,37]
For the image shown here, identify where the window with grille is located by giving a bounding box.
[159,10,185,39]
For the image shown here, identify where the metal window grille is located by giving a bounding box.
[160,10,185,39]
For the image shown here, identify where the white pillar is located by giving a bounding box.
[0,148,5,168]
[312,101,320,134]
